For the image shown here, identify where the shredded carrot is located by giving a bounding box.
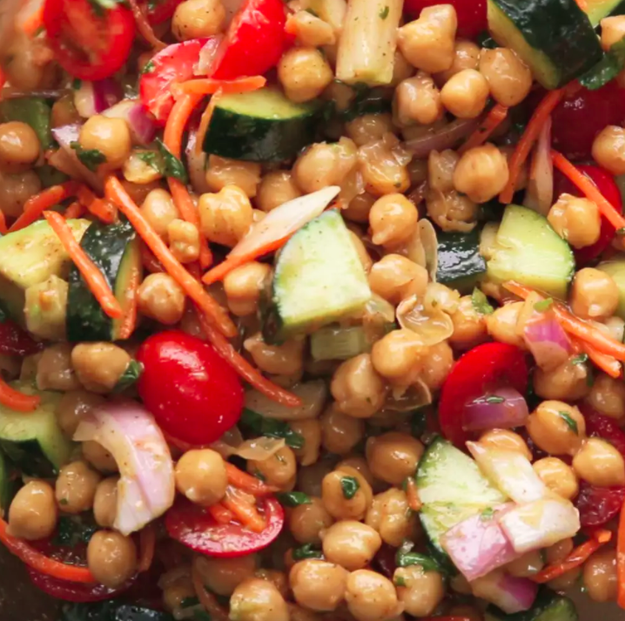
[405,477,422,512]
[9,182,80,232]
[138,523,156,573]
[196,89,222,157]
[105,176,236,337]
[500,89,565,204]
[126,0,167,50]
[64,201,84,219]
[118,261,142,340]
[192,562,230,621]
[0,210,7,235]
[222,487,266,533]
[0,517,95,582]
[21,3,44,36]
[575,0,588,9]
[552,150,625,231]
[77,186,117,223]
[224,462,278,496]
[0,376,41,413]
[207,502,235,525]
[43,211,122,319]
[176,76,267,97]
[533,529,612,583]
[580,341,622,378]
[141,243,164,273]
[459,104,509,155]
[618,499,625,608]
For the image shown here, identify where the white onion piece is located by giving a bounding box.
[467,442,548,504]
[74,400,175,535]
[212,436,286,460]
[74,80,122,118]
[244,381,328,420]
[103,100,157,146]
[471,570,539,614]
[419,219,438,282]
[523,117,553,216]
[463,387,529,432]
[186,127,210,194]
[523,312,572,372]
[404,118,481,158]
[196,36,223,75]
[384,379,432,412]
[499,499,581,554]
[396,295,454,346]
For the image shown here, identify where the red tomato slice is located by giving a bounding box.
[0,320,42,357]
[402,0,486,38]
[43,0,135,80]
[439,342,529,448]
[210,0,289,80]
[137,330,243,445]
[139,38,209,125]
[27,568,132,602]
[144,0,184,24]
[165,498,284,557]
[554,165,623,266]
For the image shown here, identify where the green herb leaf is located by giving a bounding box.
[394,576,407,587]
[240,409,304,449]
[534,298,554,312]
[155,138,188,183]
[379,5,389,18]
[141,59,156,75]
[113,360,143,393]
[70,141,106,172]
[410,410,427,438]
[480,507,495,521]
[53,516,97,547]
[276,491,311,507]
[395,541,441,572]
[340,475,360,499]
[485,395,505,404]
[471,288,494,315]
[559,411,579,435]
[292,543,323,561]
[72,78,82,90]
[136,150,164,174]
[580,36,625,91]
[571,353,589,365]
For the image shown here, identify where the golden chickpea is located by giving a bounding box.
[82,441,118,473]
[243,333,305,377]
[526,401,586,456]
[172,0,225,40]
[87,530,137,588]
[345,114,395,147]
[533,358,591,402]
[337,456,377,489]
[505,550,544,578]
[0,169,42,218]
[290,559,349,611]
[393,565,445,617]
[93,477,119,528]
[55,461,101,514]
[121,180,164,206]
[51,94,81,128]
[478,48,532,107]
[391,49,416,85]
[168,219,200,264]
[371,329,426,383]
[289,419,321,467]
[344,192,377,223]
[162,577,196,613]
[254,568,289,599]
[229,578,289,621]
[453,144,509,203]
[592,126,625,175]
[287,603,322,621]
[278,48,334,103]
[441,69,490,119]
[428,149,458,193]
[0,121,40,172]
[255,171,301,212]
[366,432,424,486]
[479,429,532,461]
[140,189,179,241]
[205,155,261,197]
[199,184,253,247]
[570,268,619,320]
[36,344,81,392]
[421,340,454,390]
[71,343,132,394]
[56,390,106,438]
[546,538,574,564]
[450,295,488,349]
[320,404,365,455]
[369,194,419,247]
[322,466,373,521]
[426,187,478,232]
[224,262,271,317]
[137,273,186,325]
[345,569,401,621]
[195,554,258,596]
[368,255,428,304]
[573,438,625,487]
[248,446,297,489]
[358,138,410,196]
[289,497,334,544]
[286,10,336,47]
[586,372,625,422]
[548,194,601,249]
[349,231,373,273]
[8,481,57,540]
[365,488,418,547]
[394,73,443,126]
[79,116,131,169]
[175,449,227,506]
[331,354,386,419]
[584,548,618,603]
[548,567,582,592]
[533,457,579,501]
[123,150,163,185]
[297,460,335,497]
[321,521,382,571]
[397,5,457,73]
[434,40,481,85]
[486,302,526,349]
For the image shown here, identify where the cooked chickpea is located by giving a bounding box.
[345,569,401,621]
[172,0,225,40]
[175,449,227,505]
[278,48,333,103]
[287,603,322,621]
[137,273,186,325]
[365,488,418,547]
[478,48,532,107]
[229,578,289,621]
[289,497,334,544]
[55,461,101,514]
[546,538,574,565]
[94,477,119,528]
[322,466,373,520]
[286,10,336,47]
[426,187,478,232]
[394,565,445,617]
[394,73,443,126]
[349,231,373,273]
[79,116,131,169]
[255,171,301,212]
[205,155,261,197]
[479,429,533,461]
[194,554,257,596]
[397,5,457,73]
[366,432,423,486]
[243,333,305,377]
[584,548,618,602]
[548,194,601,249]
[346,114,395,147]
[449,295,488,349]
[0,169,42,218]
[453,144,509,203]
[290,559,348,611]
[533,358,591,401]
[248,446,297,489]
[358,138,410,196]
[320,404,365,455]
[289,419,322,467]
[56,390,106,438]
[586,372,625,422]
[441,69,490,119]
[199,184,253,247]
[533,458,579,501]
[87,530,138,588]
[36,344,80,391]
[434,40,481,85]
[71,343,132,393]
[526,401,586,456]
[8,481,57,540]
[162,575,196,613]
[331,354,386,419]
[297,460,336,497]
[320,521,381,571]
[82,441,118,473]
[371,329,426,383]
[337,456,377,489]
[593,125,625,175]
[368,255,428,304]
[140,189,179,240]
[121,179,163,205]
[0,121,40,172]
[573,438,625,487]
[486,302,526,349]
[505,550,544,578]
[122,150,163,184]
[167,219,200,264]
[548,567,582,592]
[369,194,419,247]
[421,340,454,390]
[344,192,376,223]
[570,268,619,320]
[223,262,271,317]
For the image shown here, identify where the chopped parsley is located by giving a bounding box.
[472,394,505,405]
[136,150,165,174]
[155,138,188,183]
[480,507,495,521]
[534,298,554,312]
[340,476,360,499]
[379,5,389,19]
[471,288,494,315]
[559,411,579,435]
[571,353,589,365]
[53,516,97,547]
[292,543,323,561]
[113,360,143,393]
[275,491,312,507]
[141,59,156,75]
[70,141,106,172]
[394,576,407,587]
[395,540,442,572]
[239,409,305,449]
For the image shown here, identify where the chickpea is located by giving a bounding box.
[505,550,544,578]
[358,138,410,196]
[243,333,305,377]
[570,268,619,320]
[286,10,336,47]
[8,481,57,540]
[293,138,358,194]
[140,189,179,241]
[94,477,119,528]
[393,565,445,617]
[434,40,481,85]
[56,390,106,438]
[449,295,488,349]
[55,461,101,514]
[287,604,322,621]
[290,559,348,611]
[0,121,40,172]
[223,262,271,317]
[426,187,478,232]
[369,194,419,247]
[289,497,334,544]
[82,441,118,473]
[195,554,257,596]
[162,576,196,612]
[337,456,377,489]
[533,458,579,501]
[71,343,132,393]
[289,419,321,467]
[478,429,532,461]
[167,219,200,264]
[248,447,297,489]
[486,302,526,349]
[592,126,625,175]
[297,460,336,497]
[331,354,386,419]
[137,273,186,325]
[421,340,454,390]
[584,548,618,602]
[478,48,532,107]
[278,48,334,103]
[548,567,582,592]
[573,438,625,487]
[228,577,289,621]
[533,358,591,402]
[441,69,489,119]
[36,344,81,391]
[368,255,428,304]
[199,184,253,247]
[344,192,377,223]
[0,170,42,218]
[394,73,443,127]
[175,449,227,506]
[205,155,261,197]
[172,0,225,40]
[370,329,426,383]
[320,404,365,455]
[254,568,289,599]
[87,530,138,588]
[365,488,418,547]
[349,231,373,273]
[397,5,457,73]
[546,538,574,564]
[548,194,601,249]
[345,570,401,621]
[3,34,55,91]
[79,116,131,169]
[322,466,373,520]
[256,171,301,212]
[586,372,625,422]
[346,114,395,147]
[320,521,381,571]
[123,150,163,185]
[526,401,586,456]
[453,144,509,203]
[366,432,423,486]
[391,49,416,86]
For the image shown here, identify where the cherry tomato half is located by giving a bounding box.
[43,0,135,80]
[28,568,132,602]
[0,320,42,357]
[402,0,486,38]
[439,342,529,448]
[137,330,244,445]
[165,497,284,557]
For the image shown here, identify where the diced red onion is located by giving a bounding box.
[523,312,572,371]
[463,387,529,432]
[74,79,122,118]
[195,36,223,76]
[470,570,539,614]
[103,100,157,146]
[404,118,481,158]
[523,116,553,217]
[186,127,210,194]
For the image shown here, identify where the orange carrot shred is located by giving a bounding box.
[78,186,117,223]
[207,503,235,525]
[224,462,278,496]
[138,523,156,573]
[580,341,622,378]
[405,477,422,512]
[618,500,625,608]
[118,261,142,340]
[10,182,80,232]
[176,75,267,97]
[0,210,7,234]
[459,104,509,155]
[222,487,266,533]
[64,201,84,219]
[0,376,41,413]
[196,89,222,157]
[126,0,166,49]
[21,3,44,36]
[575,0,588,9]
[43,211,122,319]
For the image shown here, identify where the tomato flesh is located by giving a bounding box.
[28,568,131,602]
[439,343,529,447]
[43,0,135,80]
[144,0,184,24]
[402,0,486,38]
[165,497,284,557]
[0,320,42,357]
[137,331,243,445]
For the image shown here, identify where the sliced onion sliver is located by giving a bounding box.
[463,387,529,432]
[397,295,454,346]
[103,100,157,146]
[470,569,539,614]
[419,219,438,282]
[404,118,481,158]
[212,436,286,461]
[523,312,571,371]
[244,381,328,421]
[523,116,553,217]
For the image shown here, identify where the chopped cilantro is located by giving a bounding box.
[141,59,156,75]
[340,476,360,499]
[379,5,389,19]
[395,540,442,572]
[70,141,106,172]
[571,353,589,365]
[155,138,188,183]
[559,411,579,435]
[276,491,312,507]
[471,288,494,315]
[394,576,407,587]
[480,507,495,521]
[292,543,323,561]
[534,298,554,312]
[136,150,164,174]
[113,360,143,393]
[239,409,304,449]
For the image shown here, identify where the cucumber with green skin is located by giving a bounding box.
[485,590,578,621]
[585,0,625,25]
[0,98,54,150]
[66,219,142,342]
[0,450,17,513]
[598,256,625,319]
[436,228,486,294]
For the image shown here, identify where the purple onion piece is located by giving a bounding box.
[463,386,529,432]
[524,312,571,371]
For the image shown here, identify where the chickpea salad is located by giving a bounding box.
[4,0,625,619]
